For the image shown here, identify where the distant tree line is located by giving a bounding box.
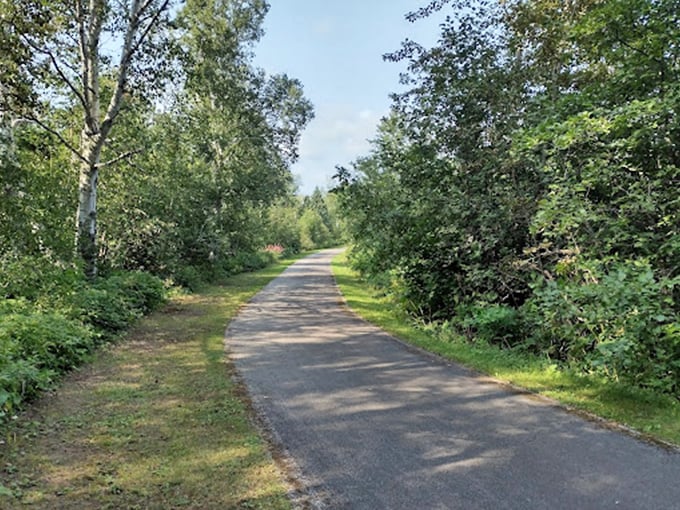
[335,0,680,394]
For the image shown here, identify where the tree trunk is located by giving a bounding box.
[76,134,100,278]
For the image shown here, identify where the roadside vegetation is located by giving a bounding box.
[334,0,679,413]
[0,0,343,425]
[0,258,303,508]
[333,252,680,447]
[0,1,344,504]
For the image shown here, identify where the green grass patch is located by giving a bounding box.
[0,256,304,509]
[332,251,680,447]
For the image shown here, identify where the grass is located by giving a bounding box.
[332,251,680,448]
[0,256,304,510]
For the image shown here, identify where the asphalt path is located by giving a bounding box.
[226,249,680,509]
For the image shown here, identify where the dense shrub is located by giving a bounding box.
[337,0,680,396]
[0,312,94,418]
[101,271,166,314]
[0,359,52,419]
[0,260,167,421]
[221,251,273,276]
[68,271,166,334]
[521,261,680,392]
[0,313,94,372]
[70,287,140,334]
[174,265,204,291]
[453,304,523,348]
[0,255,83,303]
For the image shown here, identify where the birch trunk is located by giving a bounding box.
[76,135,100,278]
[71,0,170,278]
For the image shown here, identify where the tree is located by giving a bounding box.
[1,0,176,277]
[337,0,680,391]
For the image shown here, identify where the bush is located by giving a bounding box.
[102,271,166,314]
[461,304,523,348]
[521,260,680,392]
[0,255,83,303]
[67,271,165,335]
[220,251,271,276]
[0,359,54,419]
[174,265,204,291]
[0,312,94,419]
[0,298,32,316]
[0,313,94,372]
[70,287,140,334]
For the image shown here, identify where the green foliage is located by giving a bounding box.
[0,0,317,425]
[263,189,343,255]
[0,255,83,303]
[0,312,94,418]
[0,359,53,419]
[266,202,303,253]
[299,209,330,250]
[174,266,205,291]
[70,287,140,334]
[454,304,523,348]
[0,253,168,421]
[0,313,94,372]
[102,272,166,314]
[337,0,680,396]
[68,272,166,334]
[522,261,680,392]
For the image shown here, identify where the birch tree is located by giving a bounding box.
[1,0,175,277]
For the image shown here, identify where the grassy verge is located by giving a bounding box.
[0,256,304,509]
[332,251,680,448]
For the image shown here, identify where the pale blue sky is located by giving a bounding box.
[253,1,448,194]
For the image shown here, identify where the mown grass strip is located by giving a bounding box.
[0,256,304,510]
[332,251,680,448]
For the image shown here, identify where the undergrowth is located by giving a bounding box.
[332,251,680,447]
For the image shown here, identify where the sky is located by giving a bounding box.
[253,1,448,195]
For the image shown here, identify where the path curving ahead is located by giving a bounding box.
[226,249,680,510]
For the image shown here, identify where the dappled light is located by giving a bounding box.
[228,249,680,509]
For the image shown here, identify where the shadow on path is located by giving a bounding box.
[226,249,680,510]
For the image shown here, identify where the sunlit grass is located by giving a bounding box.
[0,255,305,509]
[332,251,680,448]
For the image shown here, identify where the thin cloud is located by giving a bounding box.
[293,105,384,192]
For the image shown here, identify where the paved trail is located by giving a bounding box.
[226,249,680,509]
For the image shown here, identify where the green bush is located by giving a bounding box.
[0,269,166,422]
[0,313,94,372]
[174,265,205,291]
[462,304,523,348]
[0,359,54,419]
[102,271,166,314]
[521,260,680,392]
[0,298,32,316]
[0,312,94,419]
[71,287,140,334]
[220,251,271,276]
[0,255,83,303]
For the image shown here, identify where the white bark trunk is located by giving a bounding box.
[76,171,98,277]
[72,0,170,277]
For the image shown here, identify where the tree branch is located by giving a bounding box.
[100,0,170,142]
[22,113,88,164]
[17,34,89,112]
[96,148,143,168]
[129,0,171,61]
[45,48,89,111]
